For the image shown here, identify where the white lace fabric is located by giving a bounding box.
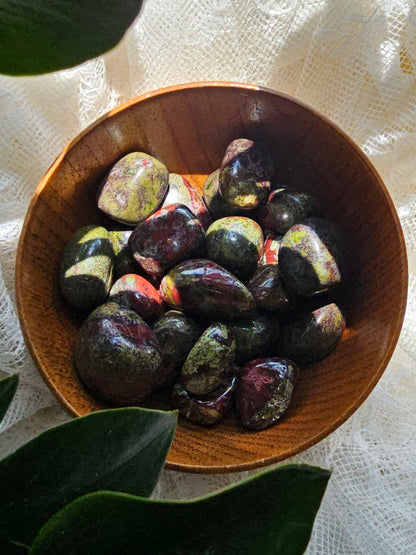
[1,1,415,552]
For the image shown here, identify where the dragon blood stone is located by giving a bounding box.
[74,302,163,406]
[129,203,205,276]
[203,169,243,219]
[279,302,346,364]
[237,357,298,430]
[227,314,276,364]
[153,310,201,387]
[260,233,282,265]
[181,322,236,395]
[279,217,344,296]
[172,374,237,426]
[159,258,256,319]
[109,230,143,279]
[60,225,114,311]
[219,138,273,210]
[97,152,168,225]
[205,216,264,281]
[163,173,211,229]
[108,273,163,323]
[248,265,297,312]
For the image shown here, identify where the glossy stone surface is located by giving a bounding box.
[260,233,282,265]
[172,374,237,426]
[202,169,243,219]
[258,188,319,234]
[74,302,163,406]
[129,203,205,276]
[109,230,143,279]
[159,259,256,319]
[227,314,276,364]
[181,323,236,395]
[163,173,211,229]
[219,139,272,210]
[279,302,346,364]
[109,273,163,322]
[97,152,168,225]
[153,310,201,387]
[279,217,344,296]
[60,225,114,311]
[248,265,296,312]
[237,357,298,430]
[205,216,264,281]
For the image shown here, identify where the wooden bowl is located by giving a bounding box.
[15,82,407,473]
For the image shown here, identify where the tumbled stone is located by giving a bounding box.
[248,265,296,312]
[97,152,169,225]
[60,225,114,311]
[163,173,211,229]
[219,139,272,210]
[279,217,344,296]
[109,273,163,322]
[109,230,142,279]
[74,302,163,406]
[153,310,201,387]
[260,233,282,265]
[227,314,276,364]
[203,169,243,219]
[237,357,298,430]
[159,259,256,319]
[172,373,237,426]
[129,203,205,276]
[181,323,236,395]
[279,302,346,364]
[205,216,264,281]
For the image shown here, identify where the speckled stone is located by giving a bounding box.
[279,217,344,296]
[260,234,282,265]
[172,373,237,426]
[129,203,205,276]
[59,225,114,311]
[109,230,142,279]
[205,216,264,281]
[74,302,163,406]
[181,322,236,395]
[237,357,298,430]
[97,152,169,225]
[163,173,211,229]
[227,314,276,364]
[153,310,201,387]
[202,169,243,219]
[159,258,256,319]
[109,273,163,322]
[219,139,272,210]
[279,302,346,365]
[248,265,296,312]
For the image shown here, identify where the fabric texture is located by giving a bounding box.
[0,1,415,552]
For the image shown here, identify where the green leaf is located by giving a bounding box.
[0,0,143,76]
[0,407,177,550]
[31,464,330,555]
[0,374,18,425]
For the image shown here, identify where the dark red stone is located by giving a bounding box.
[129,203,205,276]
[163,174,212,229]
[109,273,163,322]
[248,265,296,312]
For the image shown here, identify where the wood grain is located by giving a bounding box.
[15,82,408,473]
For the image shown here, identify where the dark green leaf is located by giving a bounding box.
[0,407,177,549]
[0,374,18,424]
[0,0,143,75]
[31,464,330,555]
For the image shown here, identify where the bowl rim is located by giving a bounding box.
[15,81,408,473]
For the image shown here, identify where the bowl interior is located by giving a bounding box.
[15,82,407,472]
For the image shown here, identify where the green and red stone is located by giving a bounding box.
[181,322,236,395]
[205,216,264,281]
[108,273,163,323]
[260,233,282,265]
[203,169,243,219]
[237,357,298,430]
[97,152,169,225]
[159,258,256,319]
[163,173,211,229]
[129,203,205,276]
[279,302,346,365]
[219,138,273,210]
[153,310,201,388]
[109,230,143,279]
[59,225,114,311]
[248,265,297,312]
[74,302,163,406]
[227,314,276,364]
[172,373,237,426]
[279,217,344,296]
